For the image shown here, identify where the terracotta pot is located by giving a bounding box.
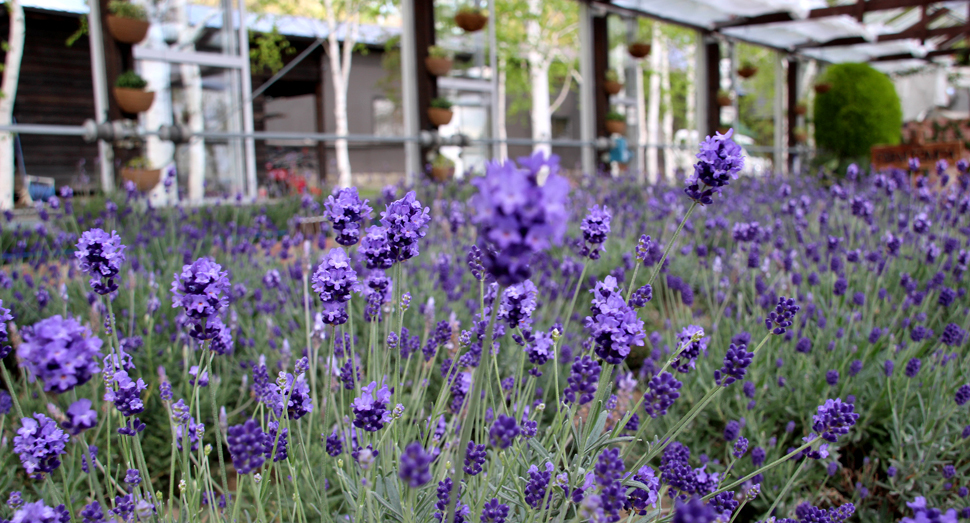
[814,83,832,93]
[794,104,807,116]
[628,42,651,59]
[605,120,626,135]
[454,11,488,32]
[106,15,149,44]
[428,107,454,126]
[717,127,731,135]
[604,80,623,95]
[425,57,453,77]
[717,94,732,107]
[114,87,155,113]
[121,168,161,191]
[738,66,758,78]
[794,131,808,143]
[431,166,454,182]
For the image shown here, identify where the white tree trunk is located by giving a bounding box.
[635,60,646,183]
[526,0,551,157]
[182,63,205,199]
[0,0,25,209]
[141,25,173,180]
[497,58,508,162]
[645,23,661,184]
[324,0,357,189]
[660,35,674,183]
[685,42,696,144]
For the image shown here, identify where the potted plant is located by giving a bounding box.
[114,70,154,114]
[454,6,488,33]
[604,70,623,95]
[428,98,454,126]
[430,154,455,182]
[794,102,807,116]
[814,82,832,93]
[106,0,149,44]
[738,61,758,78]
[425,46,453,77]
[717,90,732,107]
[628,41,651,59]
[120,156,161,191]
[605,110,626,135]
[794,127,809,143]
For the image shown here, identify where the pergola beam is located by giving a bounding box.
[869,47,963,61]
[715,0,940,30]
[794,8,950,48]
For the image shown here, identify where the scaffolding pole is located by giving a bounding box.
[400,0,421,184]
[578,1,596,175]
[87,0,114,194]
[237,0,257,198]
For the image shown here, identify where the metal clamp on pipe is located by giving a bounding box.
[158,124,191,144]
[595,136,614,151]
[82,119,141,143]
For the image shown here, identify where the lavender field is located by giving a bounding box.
[0,131,966,523]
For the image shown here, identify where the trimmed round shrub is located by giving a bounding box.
[813,63,902,160]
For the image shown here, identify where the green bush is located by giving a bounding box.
[115,70,147,89]
[430,97,452,110]
[813,62,902,161]
[108,0,147,21]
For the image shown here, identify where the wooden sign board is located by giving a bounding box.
[871,141,966,172]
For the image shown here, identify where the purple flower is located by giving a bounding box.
[312,247,361,325]
[489,414,519,449]
[325,187,372,246]
[433,478,469,523]
[104,370,147,417]
[13,413,69,478]
[629,284,652,308]
[10,501,70,523]
[673,497,717,523]
[723,420,740,441]
[885,360,895,377]
[672,325,708,373]
[684,128,745,205]
[353,381,392,432]
[901,497,957,523]
[360,226,395,270]
[564,355,601,405]
[942,323,966,347]
[580,205,612,259]
[498,281,538,328]
[905,358,922,378]
[62,398,97,435]
[469,152,570,285]
[956,384,970,406]
[171,258,230,339]
[325,430,343,456]
[585,276,645,365]
[481,498,509,523]
[733,437,748,458]
[399,442,433,488]
[18,315,102,394]
[75,228,126,295]
[766,296,799,335]
[626,466,660,514]
[643,372,682,418]
[80,501,104,523]
[524,462,554,509]
[227,419,267,475]
[463,441,487,476]
[826,370,839,386]
[714,341,753,386]
[379,191,431,262]
[812,398,859,443]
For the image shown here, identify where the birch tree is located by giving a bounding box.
[0,0,25,209]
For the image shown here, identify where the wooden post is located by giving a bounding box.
[704,37,720,137]
[787,57,798,173]
[592,12,609,145]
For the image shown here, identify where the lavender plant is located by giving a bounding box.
[0,134,964,523]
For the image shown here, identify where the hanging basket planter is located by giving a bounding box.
[604,80,623,95]
[814,82,832,93]
[428,107,454,127]
[627,42,651,59]
[120,168,161,191]
[605,120,626,135]
[794,130,809,143]
[114,87,155,113]
[431,166,454,182]
[106,15,150,44]
[454,10,488,33]
[737,65,758,78]
[425,57,453,77]
[717,93,733,107]
[794,103,807,116]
